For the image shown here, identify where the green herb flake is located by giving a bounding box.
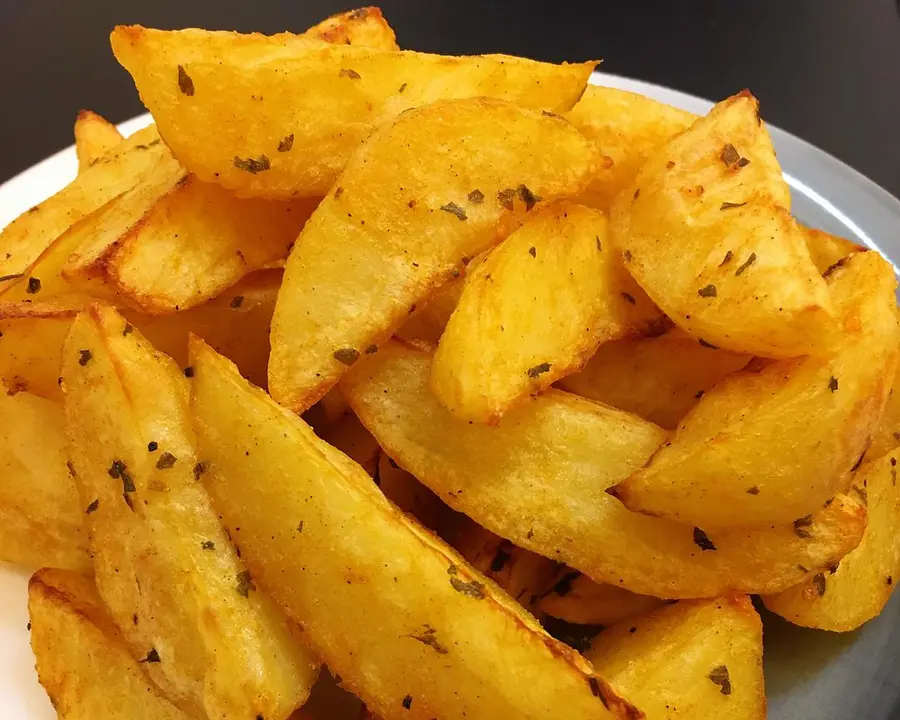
[708,665,732,695]
[156,452,177,470]
[440,202,467,221]
[78,349,92,366]
[177,65,195,96]
[517,184,541,211]
[446,564,485,599]
[233,155,271,174]
[693,527,717,551]
[812,572,827,596]
[277,134,294,152]
[498,188,516,210]
[339,68,361,79]
[236,570,255,597]
[140,648,161,664]
[468,189,484,204]
[734,252,757,276]
[793,514,813,538]
[333,347,361,365]
[527,362,552,378]
[720,201,747,211]
[528,246,536,258]
[698,284,717,298]
[230,295,244,309]
[86,499,100,514]
[201,540,215,550]
[828,376,839,393]
[405,624,448,655]
[402,695,413,710]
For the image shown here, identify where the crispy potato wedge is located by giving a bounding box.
[613,251,900,528]
[101,176,315,313]
[538,572,665,627]
[566,85,694,210]
[558,330,749,429]
[431,201,663,423]
[803,226,864,274]
[764,448,900,630]
[62,305,318,719]
[301,7,398,50]
[0,390,88,571]
[189,337,639,720]
[586,596,765,720]
[610,91,839,358]
[341,341,867,598]
[112,26,595,199]
[0,124,163,285]
[74,110,125,172]
[29,568,192,720]
[269,98,602,412]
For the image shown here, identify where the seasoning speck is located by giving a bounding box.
[720,201,747,211]
[233,155,270,174]
[230,295,244,309]
[746,486,760,495]
[812,572,827,596]
[78,349,92,366]
[693,527,717,551]
[277,134,294,152]
[402,695,412,710]
[498,188,516,210]
[440,202,467,221]
[698,284,717,298]
[140,648,161,664]
[708,665,732,695]
[236,570,255,597]
[529,246,537,258]
[735,252,757,277]
[720,143,741,167]
[339,68,361,79]
[177,65,194,96]
[156,452,177,470]
[517,184,541,211]
[333,347,361,365]
[201,540,215,550]
[793,515,813,538]
[527,362,552,378]
[828,376,839,393]
[86,499,100,514]
[468,189,484,204]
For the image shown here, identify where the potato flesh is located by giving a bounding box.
[558,330,749,430]
[802,226,863,274]
[28,569,192,720]
[62,306,318,720]
[538,573,665,627]
[111,25,595,198]
[0,390,88,571]
[586,596,766,720]
[341,342,867,598]
[610,91,838,358]
[298,7,399,50]
[431,201,663,423]
[269,97,602,412]
[189,337,638,720]
[763,448,900,630]
[74,110,125,173]
[614,251,900,528]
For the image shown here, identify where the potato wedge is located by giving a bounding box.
[189,336,639,720]
[586,596,765,720]
[538,572,665,627]
[803,226,864,274]
[431,201,663,423]
[869,353,900,459]
[610,91,838,357]
[62,305,318,719]
[269,97,602,411]
[0,124,163,285]
[301,7,398,50]
[341,341,867,598]
[111,26,595,199]
[763,448,900,630]
[612,251,899,528]
[565,85,694,210]
[558,330,749,429]
[74,110,125,172]
[0,390,88,571]
[29,568,192,720]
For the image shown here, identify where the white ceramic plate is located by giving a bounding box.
[2,73,900,720]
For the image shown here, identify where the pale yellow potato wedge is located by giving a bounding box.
[0,390,88,571]
[558,330,749,430]
[610,91,839,358]
[269,97,602,412]
[189,336,639,720]
[566,85,694,210]
[586,596,765,720]
[803,226,864,274]
[341,342,866,598]
[538,572,665,627]
[300,7,398,50]
[62,305,318,719]
[74,110,125,173]
[0,124,163,286]
[112,25,595,199]
[29,569,192,720]
[613,251,899,528]
[764,448,900,630]
[431,201,663,423]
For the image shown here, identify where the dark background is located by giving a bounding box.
[1,0,899,197]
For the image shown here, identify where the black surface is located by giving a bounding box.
[1,0,899,198]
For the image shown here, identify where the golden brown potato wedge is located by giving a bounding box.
[538,572,665,627]
[29,568,192,720]
[613,251,899,528]
[269,97,602,412]
[189,336,639,720]
[558,330,749,430]
[112,26,595,199]
[341,341,867,598]
[566,85,694,210]
[586,596,765,720]
[62,305,318,719]
[764,448,900,630]
[431,201,663,423]
[74,110,125,173]
[301,7,398,50]
[803,226,864,274]
[610,91,839,358]
[0,124,163,286]
[0,389,88,571]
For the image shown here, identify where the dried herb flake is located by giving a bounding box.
[468,189,484,204]
[447,564,485,599]
[693,527,717,551]
[828,376,839,393]
[793,514,813,538]
[86,499,100,514]
[698,284,717,298]
[812,572,827,596]
[339,68,361,79]
[720,143,741,167]
[277,134,294,152]
[140,648,161,664]
[236,570,255,597]
[230,295,244,309]
[78,349,92,366]
[440,202,467,221]
[333,347,360,365]
[527,362,552,378]
[406,624,448,655]
[177,65,194,96]
[517,184,541,211]
[735,252,757,277]
[156,452,177,470]
[401,695,412,710]
[201,540,215,550]
[528,246,537,258]
[708,665,732,695]
[233,155,271,174]
[746,485,760,495]
[498,188,516,210]
[720,250,734,267]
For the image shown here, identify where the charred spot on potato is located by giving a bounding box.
[498,188,516,210]
[734,252,757,277]
[812,573,827,596]
[156,452,177,470]
[201,540,215,550]
[78,349,92,366]
[405,624,449,655]
[828,376,839,393]
[746,485,760,495]
[25,277,41,294]
[333,347,361,365]
[468,189,484,204]
[146,441,157,454]
[793,515,813,538]
[490,542,512,573]
[698,339,718,350]
[720,201,747,211]
[230,295,244,309]
[527,362,552,378]
[440,202,467,221]
[693,527,717,551]
[339,68,362,80]
[888,576,894,586]
[85,499,99,514]
[621,292,637,305]
[698,284,717,298]
[176,65,194,96]
[140,648,161,663]
[402,695,413,710]
[708,665,732,695]
[517,184,541,211]
[823,256,850,279]
[277,134,294,152]
[233,154,271,174]
[236,570,255,597]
